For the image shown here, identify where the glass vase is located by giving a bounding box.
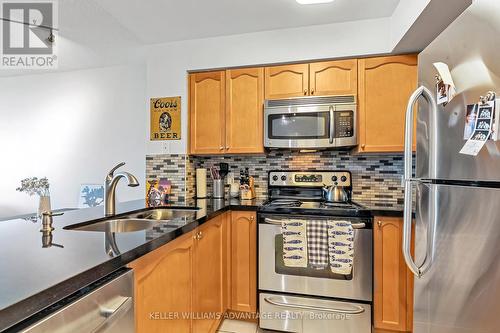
[38,195,51,217]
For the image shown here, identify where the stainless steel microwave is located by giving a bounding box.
[264,95,357,149]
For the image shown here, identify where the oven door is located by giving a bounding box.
[258,215,372,302]
[264,105,334,149]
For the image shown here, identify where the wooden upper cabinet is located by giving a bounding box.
[309,59,358,96]
[226,68,264,154]
[193,213,227,333]
[230,211,257,313]
[357,55,418,153]
[189,71,226,154]
[264,63,309,99]
[373,216,414,332]
[130,232,194,333]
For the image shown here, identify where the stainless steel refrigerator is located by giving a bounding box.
[403,0,500,332]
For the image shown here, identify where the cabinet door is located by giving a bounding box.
[230,211,257,313]
[264,64,309,99]
[309,59,357,96]
[193,213,228,333]
[374,216,413,332]
[358,55,417,153]
[189,71,226,154]
[226,68,264,154]
[130,232,194,333]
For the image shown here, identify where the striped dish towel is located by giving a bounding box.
[327,220,354,275]
[306,220,329,269]
[281,219,308,268]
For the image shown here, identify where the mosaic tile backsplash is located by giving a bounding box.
[146,151,407,207]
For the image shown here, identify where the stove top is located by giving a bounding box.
[260,198,369,217]
[261,170,371,217]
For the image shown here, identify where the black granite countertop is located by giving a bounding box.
[356,200,406,217]
[0,197,263,332]
[0,196,401,332]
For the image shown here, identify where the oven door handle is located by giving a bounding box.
[264,297,365,315]
[264,218,365,229]
[264,218,286,225]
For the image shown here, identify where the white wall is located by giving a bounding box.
[0,65,147,218]
[145,18,392,155]
[390,0,431,47]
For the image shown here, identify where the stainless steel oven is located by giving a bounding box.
[264,95,357,149]
[258,214,372,333]
[258,214,372,302]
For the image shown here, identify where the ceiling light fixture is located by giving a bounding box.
[296,0,334,4]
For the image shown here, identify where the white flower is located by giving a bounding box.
[16,177,50,196]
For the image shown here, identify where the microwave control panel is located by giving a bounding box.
[334,111,354,138]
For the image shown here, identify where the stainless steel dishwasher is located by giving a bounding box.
[20,269,134,333]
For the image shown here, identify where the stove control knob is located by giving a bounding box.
[331,176,338,182]
[281,175,287,181]
[272,175,278,181]
[341,176,347,182]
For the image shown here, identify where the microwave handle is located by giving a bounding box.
[329,106,334,144]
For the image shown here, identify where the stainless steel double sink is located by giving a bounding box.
[64,208,199,233]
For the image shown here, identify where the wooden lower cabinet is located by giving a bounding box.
[130,231,195,333]
[373,216,414,332]
[229,211,257,313]
[193,213,228,333]
[129,213,230,333]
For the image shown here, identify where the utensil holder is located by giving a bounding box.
[213,179,225,199]
[196,168,207,198]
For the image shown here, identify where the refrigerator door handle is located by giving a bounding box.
[404,85,437,181]
[403,85,437,278]
[403,179,422,277]
[419,183,437,276]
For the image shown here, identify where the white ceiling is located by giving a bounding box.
[93,0,400,44]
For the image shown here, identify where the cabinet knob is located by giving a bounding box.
[311,89,315,95]
[250,216,255,221]
[226,145,229,150]
[377,221,382,228]
[304,89,308,95]
[361,144,366,149]
[219,146,224,151]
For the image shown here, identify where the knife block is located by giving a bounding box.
[240,177,256,200]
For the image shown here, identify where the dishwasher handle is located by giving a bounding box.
[99,296,132,318]
[93,296,133,333]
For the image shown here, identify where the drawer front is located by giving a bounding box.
[259,293,371,333]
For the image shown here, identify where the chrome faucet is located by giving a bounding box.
[104,162,139,216]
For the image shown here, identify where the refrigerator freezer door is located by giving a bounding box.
[417,0,500,181]
[412,183,500,333]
